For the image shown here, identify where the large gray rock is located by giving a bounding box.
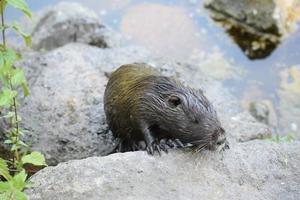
[9,43,269,165]
[25,140,300,200]
[32,2,122,51]
[19,46,111,165]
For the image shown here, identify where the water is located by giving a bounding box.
[6,0,300,135]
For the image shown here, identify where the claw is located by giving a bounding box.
[161,145,168,153]
[160,138,167,144]
[224,142,230,150]
[155,144,161,156]
[167,139,175,148]
[146,141,167,156]
[131,143,138,151]
[225,142,230,149]
[159,143,168,153]
[166,138,184,148]
[147,145,154,155]
[117,139,126,152]
[159,139,169,153]
[174,139,184,148]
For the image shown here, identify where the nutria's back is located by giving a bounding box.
[104,64,159,139]
[104,63,228,154]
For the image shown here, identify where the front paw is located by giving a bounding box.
[166,138,185,148]
[146,141,162,156]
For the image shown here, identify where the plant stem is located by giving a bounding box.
[1,0,20,165]
[1,0,5,47]
[11,82,20,163]
[0,5,5,47]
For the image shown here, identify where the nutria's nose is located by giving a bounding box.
[216,134,226,146]
[216,134,230,151]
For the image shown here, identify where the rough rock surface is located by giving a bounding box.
[25,140,300,200]
[7,43,270,165]
[18,45,114,165]
[32,2,122,50]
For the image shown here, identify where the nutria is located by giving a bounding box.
[104,63,228,155]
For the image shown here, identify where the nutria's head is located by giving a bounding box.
[140,76,228,151]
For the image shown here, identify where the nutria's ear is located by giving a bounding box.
[167,95,181,108]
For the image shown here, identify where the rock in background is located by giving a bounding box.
[204,0,300,59]
[31,2,122,51]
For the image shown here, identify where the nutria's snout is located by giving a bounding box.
[207,128,229,151]
[217,136,230,151]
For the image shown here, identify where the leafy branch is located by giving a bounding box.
[0,0,47,199]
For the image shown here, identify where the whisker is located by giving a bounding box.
[197,144,208,152]
[189,138,210,146]
[192,143,208,154]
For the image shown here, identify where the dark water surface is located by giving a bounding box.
[7,0,300,135]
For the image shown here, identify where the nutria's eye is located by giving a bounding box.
[168,95,181,108]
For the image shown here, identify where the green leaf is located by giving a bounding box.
[11,170,27,190]
[1,48,21,68]
[14,190,28,200]
[0,170,29,200]
[4,139,12,144]
[21,151,47,166]
[1,111,15,119]
[18,129,29,136]
[6,0,32,18]
[12,22,32,47]
[0,48,18,82]
[0,51,4,67]
[0,1,7,13]
[11,144,18,151]
[0,186,28,200]
[11,68,26,86]
[0,88,17,107]
[21,83,30,97]
[0,158,12,181]
[10,68,29,97]
[0,181,11,192]
[17,140,28,147]
[0,191,12,200]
